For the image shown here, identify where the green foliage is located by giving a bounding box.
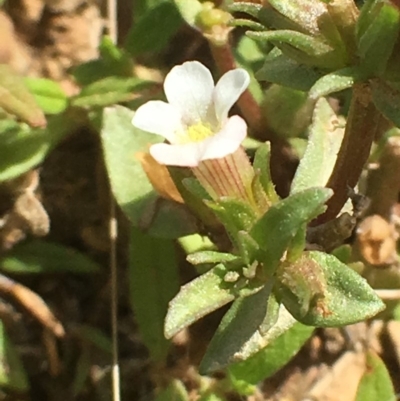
[0,114,71,182]
[23,77,68,115]
[130,226,180,361]
[227,323,314,394]
[125,1,183,56]
[0,64,46,128]
[250,188,332,274]
[0,321,29,391]
[275,251,385,326]
[100,105,197,238]
[291,98,344,193]
[355,351,396,401]
[0,240,101,274]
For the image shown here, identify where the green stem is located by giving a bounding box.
[315,83,380,224]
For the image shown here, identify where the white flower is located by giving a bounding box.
[132,61,250,167]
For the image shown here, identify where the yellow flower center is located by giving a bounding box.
[185,122,213,143]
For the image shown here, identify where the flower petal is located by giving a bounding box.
[200,115,247,161]
[164,61,214,125]
[132,100,183,142]
[213,69,250,124]
[150,142,204,167]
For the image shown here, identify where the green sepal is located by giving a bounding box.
[236,231,260,267]
[275,251,385,327]
[205,198,258,247]
[253,142,279,204]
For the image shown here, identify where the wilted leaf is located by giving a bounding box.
[130,226,179,361]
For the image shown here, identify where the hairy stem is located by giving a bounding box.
[315,83,380,224]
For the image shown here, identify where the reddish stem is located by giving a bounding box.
[315,83,380,224]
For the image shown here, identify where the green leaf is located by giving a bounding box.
[308,67,356,100]
[275,251,385,326]
[200,284,298,373]
[198,393,226,401]
[0,320,29,391]
[0,64,46,128]
[130,226,179,361]
[291,98,344,193]
[165,264,235,339]
[250,188,332,274]
[355,351,396,401]
[0,114,72,182]
[100,106,197,238]
[371,80,400,128]
[262,84,315,138]
[125,2,183,56]
[0,240,101,274]
[72,37,133,86]
[256,51,321,91]
[253,142,279,204]
[358,2,400,77]
[248,30,343,69]
[228,323,314,395]
[155,380,189,401]
[77,325,112,352]
[24,77,68,114]
[71,77,151,108]
[187,251,238,265]
[174,0,202,26]
[228,2,262,19]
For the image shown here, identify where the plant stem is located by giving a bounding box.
[315,83,380,224]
